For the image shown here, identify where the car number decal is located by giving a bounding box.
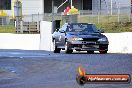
[59,36,62,41]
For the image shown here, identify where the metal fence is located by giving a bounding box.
[21,14,132,24]
[0,13,131,33]
[21,7,132,24]
[0,14,131,25]
[78,14,132,24]
[0,3,132,33]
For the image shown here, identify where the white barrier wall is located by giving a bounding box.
[0,29,131,53]
[0,33,40,50]
[104,33,132,53]
[39,21,53,51]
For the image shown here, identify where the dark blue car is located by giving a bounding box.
[52,23,109,54]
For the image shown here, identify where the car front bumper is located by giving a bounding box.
[67,40,108,51]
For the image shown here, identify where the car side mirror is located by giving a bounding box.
[55,28,60,32]
[59,30,65,33]
[100,30,104,33]
[96,29,104,33]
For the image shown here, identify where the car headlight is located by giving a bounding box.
[98,38,107,42]
[68,38,83,41]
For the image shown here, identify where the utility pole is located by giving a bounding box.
[14,0,21,33]
[71,0,73,8]
[111,0,113,15]
[117,3,120,22]
[52,0,54,33]
[100,0,101,13]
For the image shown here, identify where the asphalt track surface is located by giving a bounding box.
[0,49,132,88]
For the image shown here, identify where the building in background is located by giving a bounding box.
[0,0,11,10]
[0,0,131,16]
[43,0,131,15]
[0,0,43,17]
[0,0,131,22]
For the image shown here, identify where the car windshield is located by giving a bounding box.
[66,24,98,33]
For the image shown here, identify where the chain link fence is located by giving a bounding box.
[0,13,132,33]
[21,9,132,25]
[0,3,132,33]
[1,13,131,25]
[78,14,132,23]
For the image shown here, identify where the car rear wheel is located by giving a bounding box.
[65,42,73,54]
[99,50,107,54]
[87,51,94,54]
[53,40,61,53]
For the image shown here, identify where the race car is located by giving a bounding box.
[52,23,109,54]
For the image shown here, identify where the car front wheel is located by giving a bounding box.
[53,40,61,53]
[65,42,73,54]
[99,50,107,54]
[87,51,94,54]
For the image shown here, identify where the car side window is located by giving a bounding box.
[59,24,68,32]
[59,28,62,31]
[66,25,73,32]
[59,27,65,33]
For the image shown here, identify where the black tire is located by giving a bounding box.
[87,51,94,54]
[53,40,61,53]
[65,42,73,54]
[99,50,107,54]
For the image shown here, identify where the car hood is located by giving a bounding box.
[66,32,105,38]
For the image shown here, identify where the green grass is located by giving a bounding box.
[0,22,132,33]
[78,15,132,33]
[96,22,132,33]
[0,25,15,33]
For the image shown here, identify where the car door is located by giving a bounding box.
[53,30,60,46]
[58,24,67,47]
